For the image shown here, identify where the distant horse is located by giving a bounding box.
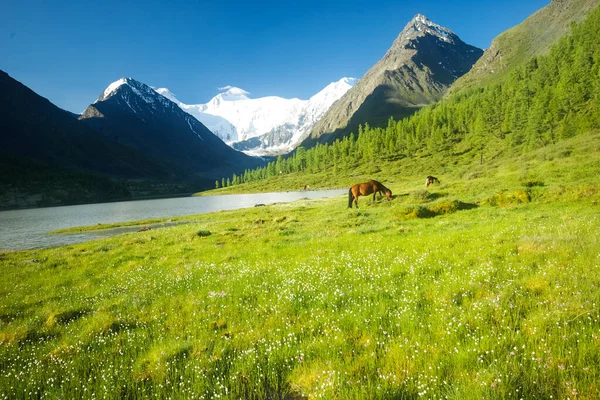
[425,176,440,187]
[348,180,392,208]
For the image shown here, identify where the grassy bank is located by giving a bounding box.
[1,133,600,399]
[49,216,202,235]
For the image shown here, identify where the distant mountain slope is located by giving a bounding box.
[449,0,600,93]
[154,85,302,144]
[80,78,263,182]
[301,14,482,147]
[0,70,168,179]
[154,77,356,156]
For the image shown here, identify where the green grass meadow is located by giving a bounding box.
[1,133,600,399]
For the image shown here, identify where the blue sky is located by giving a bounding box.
[1,0,548,113]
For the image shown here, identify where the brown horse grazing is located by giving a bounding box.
[425,175,440,187]
[348,180,392,208]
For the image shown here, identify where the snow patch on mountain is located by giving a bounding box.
[153,77,356,156]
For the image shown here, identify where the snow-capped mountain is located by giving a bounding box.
[154,77,356,156]
[93,78,212,143]
[80,77,262,183]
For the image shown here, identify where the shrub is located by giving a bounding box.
[398,206,435,220]
[484,189,531,207]
[428,200,460,215]
[522,180,545,187]
[398,200,477,220]
[410,190,434,203]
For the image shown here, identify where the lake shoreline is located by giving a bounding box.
[0,189,346,251]
[0,192,197,212]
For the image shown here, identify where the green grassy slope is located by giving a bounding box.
[449,0,600,93]
[1,130,599,399]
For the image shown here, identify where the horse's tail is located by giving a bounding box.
[348,188,353,208]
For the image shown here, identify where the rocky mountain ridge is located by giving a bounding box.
[302,14,483,147]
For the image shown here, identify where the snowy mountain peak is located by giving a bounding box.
[402,14,456,44]
[88,77,220,144]
[153,87,180,103]
[97,77,161,104]
[307,77,357,107]
[317,77,357,94]
[99,77,130,101]
[216,86,250,101]
[340,77,358,86]
[412,13,430,24]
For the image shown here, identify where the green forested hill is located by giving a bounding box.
[218,4,600,190]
